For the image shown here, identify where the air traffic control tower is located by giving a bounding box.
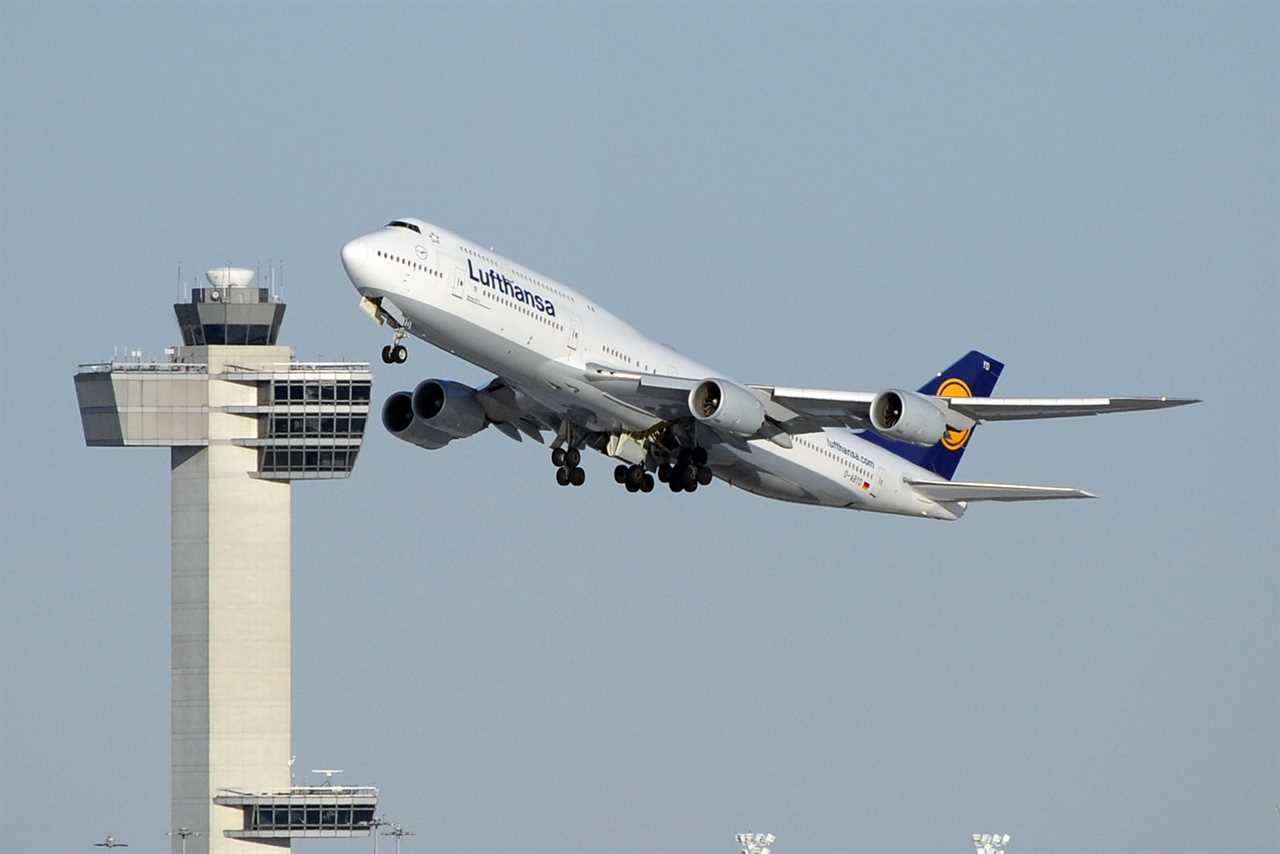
[74,268,378,854]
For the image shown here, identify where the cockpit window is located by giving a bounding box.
[386,220,421,234]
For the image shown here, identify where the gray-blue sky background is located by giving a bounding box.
[2,3,1276,853]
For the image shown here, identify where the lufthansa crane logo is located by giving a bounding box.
[936,377,973,451]
[415,244,429,260]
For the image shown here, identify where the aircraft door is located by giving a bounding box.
[450,263,466,299]
[565,307,580,353]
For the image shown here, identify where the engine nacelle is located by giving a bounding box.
[869,389,947,447]
[382,391,452,450]
[412,379,488,439]
[688,378,765,437]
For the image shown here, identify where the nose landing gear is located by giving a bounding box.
[380,343,408,364]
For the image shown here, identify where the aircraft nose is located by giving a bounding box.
[340,236,370,286]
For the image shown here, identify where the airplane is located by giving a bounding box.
[94,836,128,848]
[340,217,1197,521]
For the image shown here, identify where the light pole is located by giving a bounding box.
[971,832,1011,854]
[736,832,776,854]
[382,823,416,854]
[167,827,201,854]
[367,816,391,854]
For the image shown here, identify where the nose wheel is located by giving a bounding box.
[380,344,408,364]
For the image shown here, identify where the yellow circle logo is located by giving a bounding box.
[936,377,973,451]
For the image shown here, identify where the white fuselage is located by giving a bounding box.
[341,219,964,520]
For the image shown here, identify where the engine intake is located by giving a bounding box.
[382,391,451,450]
[412,379,488,439]
[869,389,947,447]
[688,378,765,437]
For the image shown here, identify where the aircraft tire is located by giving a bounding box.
[556,467,571,486]
[393,344,408,363]
[565,447,581,467]
[691,447,709,466]
[614,464,628,484]
[697,466,713,486]
[569,466,586,487]
[657,463,671,483]
[641,474,655,493]
[380,345,393,364]
[553,448,567,467]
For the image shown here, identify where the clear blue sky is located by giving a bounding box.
[2,3,1276,853]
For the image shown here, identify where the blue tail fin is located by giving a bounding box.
[861,350,1004,480]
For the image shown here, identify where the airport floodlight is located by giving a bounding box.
[736,832,777,854]
[381,824,417,854]
[971,831,1011,854]
[167,827,201,854]
[367,816,392,854]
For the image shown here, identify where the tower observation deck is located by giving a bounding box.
[73,268,378,854]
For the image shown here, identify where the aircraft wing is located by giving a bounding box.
[906,479,1096,502]
[584,365,1198,434]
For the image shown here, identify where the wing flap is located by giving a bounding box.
[906,479,1096,502]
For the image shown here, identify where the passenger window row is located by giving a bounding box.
[377,249,442,278]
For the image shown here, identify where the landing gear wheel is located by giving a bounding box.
[625,465,645,491]
[564,447,581,467]
[614,464,629,484]
[552,448,567,468]
[697,466,713,486]
[668,478,683,493]
[556,467,571,486]
[569,466,586,486]
[392,344,408,363]
[678,465,698,490]
[641,473,655,493]
[380,345,394,364]
[685,480,699,493]
[657,463,672,483]
[691,447,709,467]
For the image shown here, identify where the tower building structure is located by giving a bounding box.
[74,268,378,854]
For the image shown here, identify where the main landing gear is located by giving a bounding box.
[552,447,586,487]
[612,447,711,495]
[613,464,655,493]
[658,447,712,493]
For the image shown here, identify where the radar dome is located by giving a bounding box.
[206,267,256,288]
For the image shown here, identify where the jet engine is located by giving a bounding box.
[688,378,765,437]
[412,379,488,439]
[869,389,947,447]
[382,391,452,450]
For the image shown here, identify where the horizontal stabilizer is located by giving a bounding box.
[906,479,1096,503]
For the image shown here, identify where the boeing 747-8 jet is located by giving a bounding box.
[341,218,1196,521]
